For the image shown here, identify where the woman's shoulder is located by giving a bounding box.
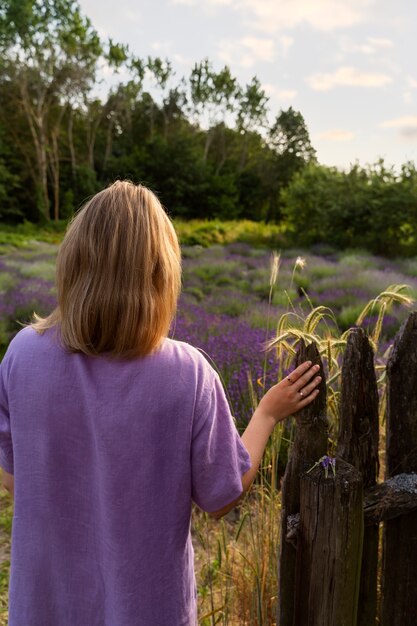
[162,338,213,364]
[158,338,216,379]
[3,326,37,354]
[2,326,59,363]
[155,339,219,401]
[162,337,203,360]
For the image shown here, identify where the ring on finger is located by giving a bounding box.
[299,390,304,397]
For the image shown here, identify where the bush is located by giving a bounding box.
[281,161,417,256]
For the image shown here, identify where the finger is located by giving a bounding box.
[286,360,313,384]
[297,388,320,408]
[293,364,321,391]
[298,376,322,398]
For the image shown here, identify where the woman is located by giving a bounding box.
[0,181,320,625]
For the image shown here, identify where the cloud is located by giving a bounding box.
[151,42,192,66]
[279,35,294,57]
[122,8,143,22]
[317,129,355,141]
[367,37,394,48]
[151,41,169,53]
[218,37,275,68]
[241,0,374,33]
[277,89,297,100]
[172,0,374,33]
[307,66,392,91]
[173,0,233,4]
[172,53,193,65]
[339,36,394,56]
[379,116,417,138]
[263,84,297,100]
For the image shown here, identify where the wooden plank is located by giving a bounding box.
[382,312,417,626]
[337,328,379,487]
[278,340,328,626]
[337,327,379,626]
[364,474,417,524]
[284,474,417,528]
[293,459,364,626]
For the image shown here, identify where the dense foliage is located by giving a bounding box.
[0,0,315,225]
[281,161,417,256]
[1,0,417,256]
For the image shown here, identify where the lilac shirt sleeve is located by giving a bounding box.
[0,357,13,474]
[191,371,251,513]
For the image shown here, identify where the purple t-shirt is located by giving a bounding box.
[0,327,251,626]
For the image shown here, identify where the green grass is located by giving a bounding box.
[338,304,367,330]
[20,261,57,282]
[0,219,288,251]
[174,219,287,248]
[193,262,241,283]
[0,498,12,536]
[0,274,14,292]
[309,264,337,280]
[0,221,67,249]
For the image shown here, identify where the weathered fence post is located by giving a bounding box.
[337,328,379,626]
[293,459,364,626]
[381,312,417,626]
[278,340,328,626]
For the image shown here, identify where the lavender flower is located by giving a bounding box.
[307,455,337,479]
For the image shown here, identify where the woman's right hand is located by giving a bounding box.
[213,361,322,519]
[258,360,322,425]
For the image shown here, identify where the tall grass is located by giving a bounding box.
[193,258,414,625]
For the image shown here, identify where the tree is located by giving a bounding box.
[281,160,417,255]
[0,134,22,220]
[101,80,142,172]
[236,77,269,171]
[280,163,337,245]
[0,0,101,219]
[189,60,239,164]
[161,82,187,138]
[266,107,316,221]
[146,56,179,139]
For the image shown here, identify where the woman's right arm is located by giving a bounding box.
[209,360,321,519]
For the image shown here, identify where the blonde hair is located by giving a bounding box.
[33,181,181,358]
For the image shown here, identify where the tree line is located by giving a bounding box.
[1,0,417,256]
[0,0,315,223]
[283,160,417,255]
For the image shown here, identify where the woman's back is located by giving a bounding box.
[1,327,249,625]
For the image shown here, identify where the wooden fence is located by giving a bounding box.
[278,311,417,626]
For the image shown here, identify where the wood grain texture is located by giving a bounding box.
[278,340,328,626]
[337,328,379,626]
[293,460,364,626]
[364,476,417,524]
[382,312,417,626]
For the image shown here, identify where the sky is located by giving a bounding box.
[78,0,417,170]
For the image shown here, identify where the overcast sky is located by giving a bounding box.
[78,0,417,170]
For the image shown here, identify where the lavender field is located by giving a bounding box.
[1,241,416,423]
[1,240,417,623]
